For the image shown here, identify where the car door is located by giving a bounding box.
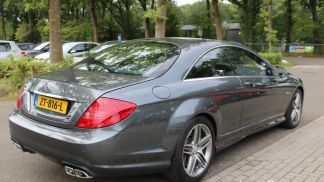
[185,47,243,135]
[0,42,12,60]
[223,46,284,128]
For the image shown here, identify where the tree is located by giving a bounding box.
[286,0,293,44]
[229,0,262,43]
[155,0,167,38]
[89,0,99,42]
[309,0,320,44]
[0,0,6,39]
[262,0,278,52]
[48,0,63,63]
[138,0,154,38]
[211,0,223,40]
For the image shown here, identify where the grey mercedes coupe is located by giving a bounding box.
[9,38,303,182]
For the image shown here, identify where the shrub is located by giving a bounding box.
[258,52,282,65]
[0,57,74,91]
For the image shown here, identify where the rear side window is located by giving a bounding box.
[186,48,235,79]
[74,41,180,77]
[224,47,272,76]
[85,44,97,51]
[0,43,11,52]
[70,44,85,53]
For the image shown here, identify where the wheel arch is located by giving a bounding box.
[195,112,218,138]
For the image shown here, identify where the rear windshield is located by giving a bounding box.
[73,41,180,77]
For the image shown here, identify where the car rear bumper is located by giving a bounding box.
[9,111,171,177]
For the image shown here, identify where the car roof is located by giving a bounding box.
[131,37,244,49]
[63,42,99,47]
[0,40,15,43]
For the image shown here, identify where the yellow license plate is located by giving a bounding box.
[36,95,68,114]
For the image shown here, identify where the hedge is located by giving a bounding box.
[0,57,74,92]
[258,52,283,65]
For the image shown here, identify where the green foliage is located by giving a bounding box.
[61,21,93,41]
[0,57,73,91]
[37,20,49,41]
[144,9,168,22]
[166,1,182,37]
[259,52,282,65]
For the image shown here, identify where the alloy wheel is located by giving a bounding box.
[291,92,302,124]
[182,124,213,177]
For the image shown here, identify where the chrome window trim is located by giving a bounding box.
[182,44,274,81]
[31,90,78,102]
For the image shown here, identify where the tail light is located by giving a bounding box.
[76,98,137,128]
[21,51,27,57]
[16,85,25,110]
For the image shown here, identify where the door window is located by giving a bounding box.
[224,47,272,76]
[84,44,97,51]
[70,44,86,53]
[0,43,11,52]
[186,48,235,79]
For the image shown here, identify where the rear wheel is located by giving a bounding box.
[282,89,303,129]
[164,116,215,182]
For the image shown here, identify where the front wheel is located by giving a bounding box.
[281,89,303,129]
[164,116,215,182]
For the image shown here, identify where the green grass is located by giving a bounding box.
[274,62,294,68]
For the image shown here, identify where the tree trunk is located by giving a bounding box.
[139,0,151,38]
[155,0,167,38]
[268,0,273,52]
[0,1,6,40]
[286,0,292,44]
[144,18,151,38]
[89,0,99,42]
[309,0,318,43]
[211,0,223,40]
[48,0,63,63]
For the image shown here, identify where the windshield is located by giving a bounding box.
[73,41,180,77]
[33,42,48,51]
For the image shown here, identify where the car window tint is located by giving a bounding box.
[86,44,97,51]
[74,41,180,76]
[71,44,86,53]
[0,43,11,52]
[224,47,271,76]
[186,48,235,79]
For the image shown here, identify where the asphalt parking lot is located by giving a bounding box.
[0,57,323,182]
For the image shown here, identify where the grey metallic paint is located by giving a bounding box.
[9,38,303,177]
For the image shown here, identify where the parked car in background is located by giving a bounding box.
[90,41,120,54]
[34,42,99,61]
[0,40,23,60]
[26,41,70,58]
[10,38,303,182]
[73,41,121,62]
[17,43,36,51]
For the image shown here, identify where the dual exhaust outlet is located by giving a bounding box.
[64,166,93,179]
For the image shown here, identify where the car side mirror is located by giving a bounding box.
[70,50,76,53]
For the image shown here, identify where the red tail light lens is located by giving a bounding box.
[21,51,27,57]
[76,98,137,128]
[16,86,25,110]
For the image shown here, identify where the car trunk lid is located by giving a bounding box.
[21,68,148,129]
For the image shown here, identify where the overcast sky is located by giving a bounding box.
[175,0,200,6]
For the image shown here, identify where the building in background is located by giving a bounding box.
[224,23,243,43]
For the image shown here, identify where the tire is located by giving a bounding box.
[281,89,303,129]
[164,116,216,182]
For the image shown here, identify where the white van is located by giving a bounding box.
[0,40,23,60]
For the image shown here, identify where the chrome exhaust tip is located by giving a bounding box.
[64,166,93,179]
